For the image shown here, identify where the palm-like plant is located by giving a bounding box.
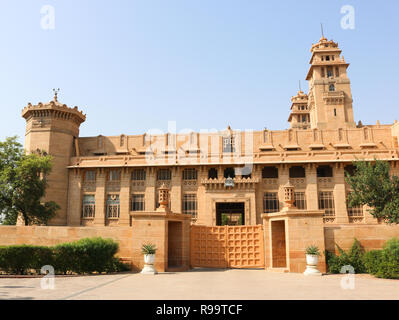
[141,243,157,255]
[306,245,321,256]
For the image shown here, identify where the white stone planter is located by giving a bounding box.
[304,254,322,276]
[141,254,157,275]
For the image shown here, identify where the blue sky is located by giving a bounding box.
[1,0,398,143]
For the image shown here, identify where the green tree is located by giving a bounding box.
[0,136,59,225]
[346,160,399,224]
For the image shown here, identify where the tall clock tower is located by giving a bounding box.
[21,91,86,225]
[306,37,356,130]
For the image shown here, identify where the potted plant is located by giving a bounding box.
[304,245,322,276]
[141,243,157,274]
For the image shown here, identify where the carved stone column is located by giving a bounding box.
[305,164,318,210]
[278,164,289,210]
[67,168,82,226]
[145,167,156,212]
[171,167,182,213]
[119,168,131,226]
[334,163,349,223]
[94,169,106,226]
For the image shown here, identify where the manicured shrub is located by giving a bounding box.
[53,242,79,274]
[326,238,366,274]
[53,237,119,274]
[0,237,127,275]
[0,245,53,275]
[363,250,383,275]
[375,238,399,279]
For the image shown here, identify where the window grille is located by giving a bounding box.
[82,195,95,218]
[223,136,235,153]
[318,191,335,217]
[183,194,197,217]
[182,168,197,180]
[263,193,279,213]
[131,194,145,211]
[85,170,96,181]
[157,169,171,181]
[294,192,307,210]
[106,195,120,218]
[347,193,363,217]
[109,170,120,181]
[131,169,146,181]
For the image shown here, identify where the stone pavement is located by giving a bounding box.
[0,269,398,300]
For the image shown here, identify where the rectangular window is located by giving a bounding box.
[223,136,235,153]
[263,192,279,213]
[182,194,197,218]
[262,166,279,178]
[82,195,95,218]
[131,194,145,211]
[157,169,171,181]
[327,67,333,78]
[347,193,363,217]
[318,191,335,217]
[294,192,307,210]
[182,168,197,180]
[109,170,120,181]
[131,169,146,181]
[85,170,96,181]
[106,195,120,218]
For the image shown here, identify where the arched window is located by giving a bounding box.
[208,168,218,179]
[329,84,335,92]
[224,167,235,179]
[289,166,305,178]
[317,165,333,177]
[262,166,278,179]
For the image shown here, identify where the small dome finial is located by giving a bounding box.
[52,88,60,102]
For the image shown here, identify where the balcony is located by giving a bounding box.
[201,177,259,190]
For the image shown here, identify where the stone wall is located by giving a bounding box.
[324,224,399,253]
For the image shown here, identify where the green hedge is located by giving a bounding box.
[364,238,399,279]
[326,237,399,279]
[325,238,366,274]
[0,237,130,275]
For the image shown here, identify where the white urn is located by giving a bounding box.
[303,254,322,276]
[141,254,157,275]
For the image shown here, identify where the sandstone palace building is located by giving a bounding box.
[14,36,399,272]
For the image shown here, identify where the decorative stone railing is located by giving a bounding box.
[349,216,364,223]
[290,178,306,186]
[82,181,96,192]
[201,177,259,190]
[263,178,278,186]
[323,217,336,223]
[317,177,334,187]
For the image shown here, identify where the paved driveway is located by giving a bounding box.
[0,269,398,300]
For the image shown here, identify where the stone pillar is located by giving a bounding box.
[334,163,349,223]
[119,168,130,226]
[171,167,182,213]
[196,166,208,225]
[254,164,264,224]
[145,167,156,211]
[94,169,106,226]
[67,168,82,226]
[306,163,318,210]
[278,164,289,210]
